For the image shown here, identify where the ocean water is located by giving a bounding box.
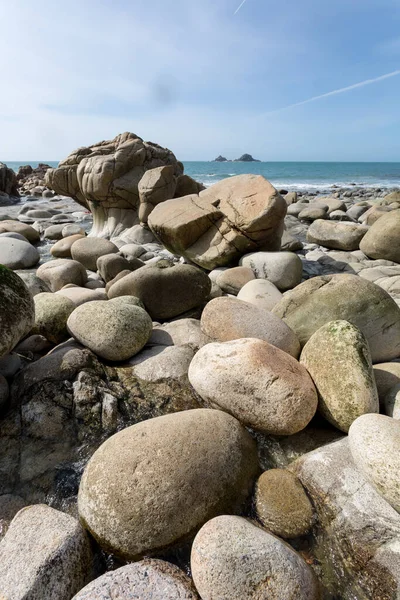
[5,160,400,191]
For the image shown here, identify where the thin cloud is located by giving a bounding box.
[234,0,248,15]
[264,69,400,114]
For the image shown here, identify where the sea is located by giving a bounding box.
[5,160,400,191]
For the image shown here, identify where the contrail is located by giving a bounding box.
[264,69,400,115]
[234,0,248,14]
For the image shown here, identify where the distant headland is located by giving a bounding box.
[213,154,261,163]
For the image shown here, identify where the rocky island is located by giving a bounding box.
[0,131,400,599]
[212,153,261,162]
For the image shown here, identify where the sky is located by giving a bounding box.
[1,0,400,161]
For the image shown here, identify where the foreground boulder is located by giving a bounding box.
[291,438,400,599]
[300,320,379,432]
[78,409,258,559]
[349,414,400,512]
[72,560,199,600]
[200,297,300,357]
[0,504,94,600]
[360,209,400,263]
[148,175,287,270]
[45,132,182,238]
[108,262,211,319]
[272,274,400,362]
[67,301,153,361]
[188,338,317,435]
[0,266,35,358]
[191,515,320,600]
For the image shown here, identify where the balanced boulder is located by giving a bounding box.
[191,515,320,600]
[188,338,317,435]
[108,262,211,320]
[272,274,400,363]
[300,320,379,432]
[78,409,258,559]
[200,297,300,357]
[67,300,152,361]
[148,175,287,270]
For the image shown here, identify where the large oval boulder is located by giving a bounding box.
[272,274,400,363]
[32,292,76,344]
[306,220,368,251]
[201,297,300,357]
[188,338,317,435]
[360,209,400,262]
[78,409,259,560]
[0,266,35,358]
[108,262,211,320]
[349,414,400,512]
[300,320,379,432]
[71,237,119,271]
[148,175,287,270]
[67,300,153,361]
[37,259,88,292]
[72,560,199,600]
[191,515,320,600]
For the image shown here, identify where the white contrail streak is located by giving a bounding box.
[234,0,248,15]
[264,69,400,115]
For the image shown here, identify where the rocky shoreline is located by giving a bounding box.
[0,133,400,599]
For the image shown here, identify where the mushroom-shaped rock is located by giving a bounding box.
[190,515,320,600]
[272,274,400,363]
[78,409,259,559]
[0,266,35,358]
[45,132,183,238]
[67,300,153,361]
[108,262,211,320]
[300,320,379,432]
[201,297,300,357]
[349,414,400,512]
[148,175,287,270]
[72,560,199,600]
[188,338,318,435]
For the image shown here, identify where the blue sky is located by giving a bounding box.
[2,0,400,161]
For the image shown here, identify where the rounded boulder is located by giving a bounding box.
[300,320,379,432]
[201,297,300,357]
[78,409,259,559]
[272,273,400,363]
[240,251,303,291]
[188,338,317,435]
[32,292,76,344]
[0,266,35,358]
[72,560,199,600]
[71,237,119,271]
[237,278,283,311]
[67,300,153,361]
[191,515,320,600]
[108,262,211,320]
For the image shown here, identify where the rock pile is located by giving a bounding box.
[1,137,400,599]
